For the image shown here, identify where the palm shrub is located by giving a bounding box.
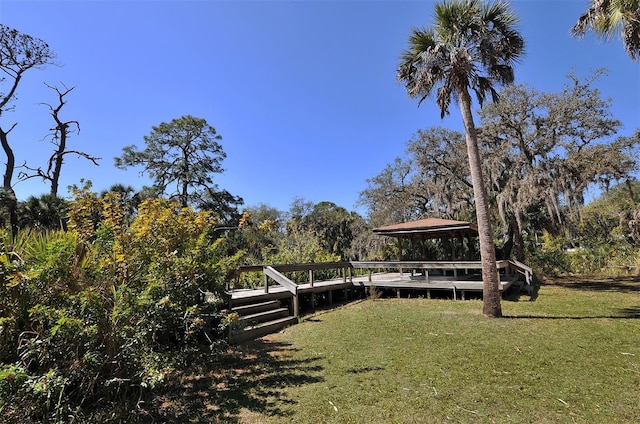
[17,194,69,231]
[0,229,28,364]
[0,228,96,420]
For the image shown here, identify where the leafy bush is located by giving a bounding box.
[526,231,571,276]
[0,194,242,422]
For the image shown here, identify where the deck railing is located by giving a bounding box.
[231,260,532,292]
[230,261,353,292]
[505,259,533,285]
[232,261,354,318]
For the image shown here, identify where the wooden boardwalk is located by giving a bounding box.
[230,268,521,305]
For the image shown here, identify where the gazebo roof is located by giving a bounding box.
[372,218,478,240]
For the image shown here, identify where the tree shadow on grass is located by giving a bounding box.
[503,274,640,303]
[502,283,541,302]
[618,306,640,318]
[545,274,640,293]
[503,305,640,320]
[139,339,324,423]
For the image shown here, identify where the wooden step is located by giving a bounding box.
[230,289,293,307]
[232,300,281,316]
[230,316,298,344]
[240,307,289,325]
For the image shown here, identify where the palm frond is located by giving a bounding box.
[622,5,640,59]
[397,0,525,115]
[572,0,640,60]
[436,84,453,118]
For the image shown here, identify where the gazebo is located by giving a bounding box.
[372,218,479,261]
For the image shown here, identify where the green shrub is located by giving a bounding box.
[0,195,242,422]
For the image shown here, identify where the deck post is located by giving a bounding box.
[263,271,269,293]
[328,290,333,306]
[293,295,299,318]
[309,270,314,287]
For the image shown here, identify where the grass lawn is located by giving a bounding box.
[153,276,640,423]
[236,276,640,423]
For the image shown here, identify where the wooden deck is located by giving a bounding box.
[350,272,518,300]
[230,272,517,304]
[229,260,531,307]
[225,260,532,342]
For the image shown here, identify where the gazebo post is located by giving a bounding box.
[450,237,456,261]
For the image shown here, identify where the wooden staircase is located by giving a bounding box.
[228,299,298,344]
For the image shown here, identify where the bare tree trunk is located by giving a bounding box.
[50,130,65,196]
[181,181,189,207]
[458,90,502,318]
[0,127,18,238]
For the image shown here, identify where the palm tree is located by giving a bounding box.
[397,0,524,317]
[18,194,69,231]
[572,0,640,61]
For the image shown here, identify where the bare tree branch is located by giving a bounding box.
[19,82,100,195]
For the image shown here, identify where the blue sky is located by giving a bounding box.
[0,0,638,215]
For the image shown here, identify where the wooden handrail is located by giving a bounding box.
[507,260,533,284]
[263,266,298,296]
[232,262,352,291]
[236,261,351,274]
[352,261,485,270]
[236,260,526,275]
[263,266,299,318]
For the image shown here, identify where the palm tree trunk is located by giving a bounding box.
[457,90,502,318]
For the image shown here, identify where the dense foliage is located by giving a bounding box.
[528,180,640,276]
[229,199,367,287]
[0,189,241,422]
